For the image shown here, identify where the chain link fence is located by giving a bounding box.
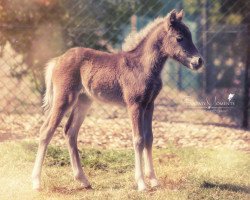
[0,0,249,150]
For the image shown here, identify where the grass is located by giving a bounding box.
[0,141,249,200]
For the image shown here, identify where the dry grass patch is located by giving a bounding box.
[0,141,249,200]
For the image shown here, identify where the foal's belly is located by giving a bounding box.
[81,68,125,105]
[89,82,125,105]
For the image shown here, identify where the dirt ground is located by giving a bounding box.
[0,87,249,152]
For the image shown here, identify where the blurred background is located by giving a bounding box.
[0,0,249,150]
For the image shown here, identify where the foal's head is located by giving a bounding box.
[162,10,203,70]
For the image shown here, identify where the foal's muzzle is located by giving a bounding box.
[190,56,203,70]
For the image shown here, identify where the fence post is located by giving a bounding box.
[177,1,183,91]
[202,0,213,94]
[197,0,203,90]
[242,25,250,129]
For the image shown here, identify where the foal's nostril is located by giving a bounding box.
[190,57,203,70]
[198,57,203,65]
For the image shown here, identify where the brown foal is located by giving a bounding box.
[32,10,203,191]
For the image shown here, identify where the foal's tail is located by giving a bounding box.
[42,58,58,114]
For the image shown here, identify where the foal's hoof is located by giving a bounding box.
[150,179,159,188]
[81,184,92,190]
[138,187,146,191]
[32,181,41,191]
[85,185,93,190]
[138,182,147,191]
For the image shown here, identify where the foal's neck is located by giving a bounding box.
[133,25,167,77]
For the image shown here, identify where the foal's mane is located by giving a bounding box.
[122,17,165,52]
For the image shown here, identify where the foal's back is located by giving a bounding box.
[56,47,127,105]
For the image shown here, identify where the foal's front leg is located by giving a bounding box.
[143,103,158,188]
[128,104,146,191]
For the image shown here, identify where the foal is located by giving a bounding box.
[32,10,203,191]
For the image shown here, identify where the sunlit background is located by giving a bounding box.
[0,0,249,149]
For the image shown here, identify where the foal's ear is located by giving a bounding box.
[167,9,184,26]
[176,9,184,21]
[169,9,177,25]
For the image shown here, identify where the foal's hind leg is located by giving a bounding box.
[64,94,92,188]
[32,92,77,190]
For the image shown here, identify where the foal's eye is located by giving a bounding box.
[176,36,183,42]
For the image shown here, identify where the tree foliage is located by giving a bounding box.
[0,0,163,92]
[0,0,249,93]
[183,0,249,25]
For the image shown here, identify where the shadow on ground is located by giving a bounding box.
[201,181,250,194]
[51,186,93,195]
